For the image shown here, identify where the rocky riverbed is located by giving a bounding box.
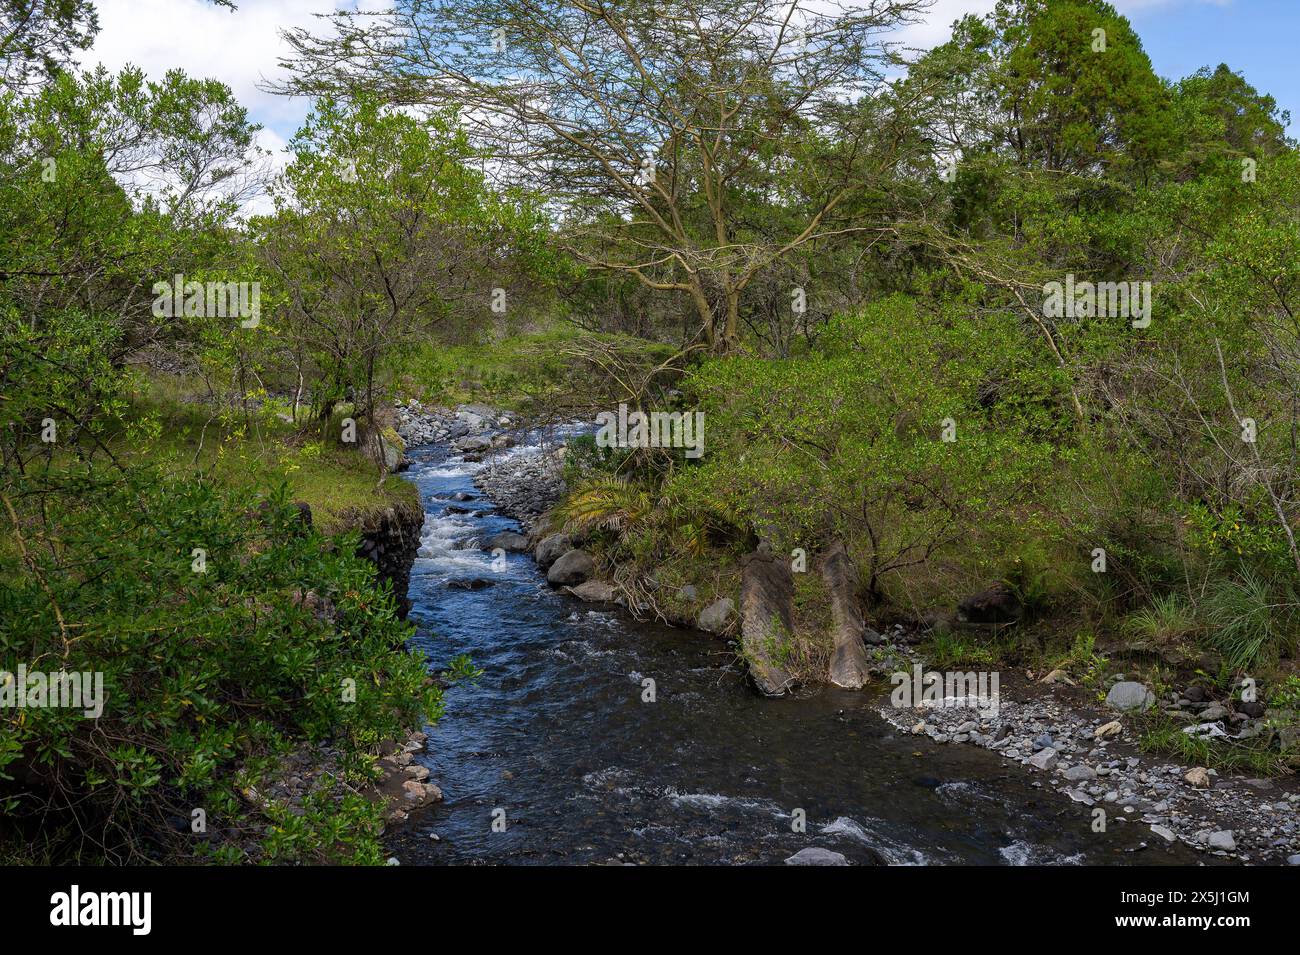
[393,396,1300,866]
[875,658,1300,865]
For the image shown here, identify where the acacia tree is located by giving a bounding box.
[278,0,930,353]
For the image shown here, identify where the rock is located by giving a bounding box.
[1150,825,1176,842]
[956,582,1022,624]
[1287,854,1300,866]
[1236,700,1265,718]
[547,549,595,586]
[1200,703,1229,721]
[447,577,495,590]
[1184,767,1211,788]
[454,434,492,452]
[484,531,530,553]
[784,847,849,866]
[1106,681,1155,712]
[1063,765,1096,782]
[1026,748,1058,770]
[739,549,797,696]
[568,580,618,603]
[1207,830,1236,851]
[534,533,572,570]
[698,597,736,634]
[1094,720,1122,740]
[820,539,871,689]
[862,626,886,645]
[1041,668,1074,685]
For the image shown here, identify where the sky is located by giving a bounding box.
[78,0,1298,168]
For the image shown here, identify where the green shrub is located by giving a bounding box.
[1200,570,1300,672]
[0,465,440,864]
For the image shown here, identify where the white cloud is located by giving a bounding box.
[79,0,341,143]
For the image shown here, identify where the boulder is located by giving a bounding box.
[1026,748,1058,770]
[547,549,595,586]
[483,531,530,553]
[820,540,871,689]
[567,580,617,602]
[534,532,572,570]
[454,434,492,452]
[447,577,495,590]
[739,549,797,696]
[1207,830,1236,851]
[784,847,849,866]
[956,582,1022,624]
[1106,681,1155,712]
[698,597,735,634]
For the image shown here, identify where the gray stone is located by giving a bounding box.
[784,847,849,866]
[739,549,796,696]
[454,434,492,452]
[1150,825,1176,842]
[534,532,572,569]
[1200,703,1229,721]
[1026,748,1058,770]
[1207,830,1236,851]
[484,531,530,553]
[567,580,618,603]
[547,549,595,586]
[1106,681,1155,712]
[698,597,736,634]
[821,539,871,689]
[1062,765,1096,782]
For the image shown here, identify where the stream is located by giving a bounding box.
[386,434,1203,865]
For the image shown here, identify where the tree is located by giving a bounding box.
[278,0,930,353]
[0,0,98,94]
[254,95,553,463]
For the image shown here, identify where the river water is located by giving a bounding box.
[386,436,1201,866]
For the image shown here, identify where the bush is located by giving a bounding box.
[0,465,439,863]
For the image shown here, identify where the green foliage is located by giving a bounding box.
[1200,571,1299,673]
[1121,594,1199,648]
[921,630,997,670]
[669,294,1060,594]
[0,467,439,863]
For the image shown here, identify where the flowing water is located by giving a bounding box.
[387,435,1202,866]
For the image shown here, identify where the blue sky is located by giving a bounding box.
[1126,0,1297,130]
[79,0,1298,156]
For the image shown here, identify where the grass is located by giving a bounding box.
[1201,570,1299,672]
[919,628,998,669]
[1138,713,1291,776]
[390,326,678,412]
[1121,592,1199,647]
[103,374,419,533]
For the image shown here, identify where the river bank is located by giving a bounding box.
[389,402,1300,865]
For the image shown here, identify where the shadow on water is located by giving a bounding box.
[386,439,1206,866]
